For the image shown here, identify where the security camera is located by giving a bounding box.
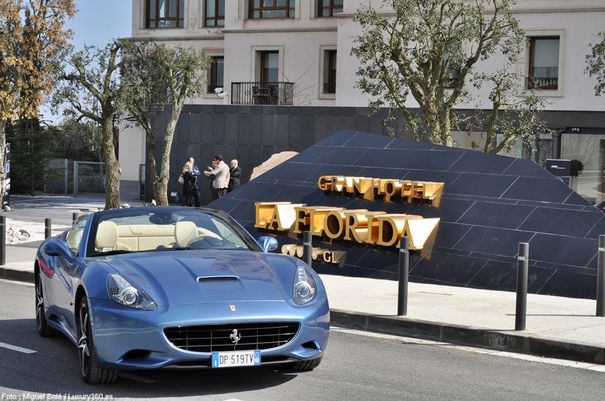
[217,92,227,98]
[214,87,224,95]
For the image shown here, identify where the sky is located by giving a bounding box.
[42,0,132,123]
[67,0,132,49]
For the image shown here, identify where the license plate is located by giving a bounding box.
[211,350,261,368]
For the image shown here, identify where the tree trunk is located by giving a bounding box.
[441,110,453,146]
[155,107,180,206]
[0,122,6,209]
[101,115,121,209]
[146,136,165,205]
[424,102,452,146]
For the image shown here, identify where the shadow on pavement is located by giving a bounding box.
[0,318,299,398]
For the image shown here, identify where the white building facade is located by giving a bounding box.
[123,0,605,202]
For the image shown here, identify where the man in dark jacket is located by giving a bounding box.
[228,159,241,192]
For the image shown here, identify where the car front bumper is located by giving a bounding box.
[89,298,330,370]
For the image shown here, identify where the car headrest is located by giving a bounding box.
[175,221,198,248]
[96,221,119,251]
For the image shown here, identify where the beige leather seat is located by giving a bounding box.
[96,221,119,252]
[174,221,199,248]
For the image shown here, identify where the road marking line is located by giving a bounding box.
[0,278,34,287]
[331,327,605,373]
[0,341,37,354]
[120,372,157,384]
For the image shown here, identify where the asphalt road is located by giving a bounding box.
[1,279,604,401]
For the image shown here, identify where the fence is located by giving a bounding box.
[44,159,105,195]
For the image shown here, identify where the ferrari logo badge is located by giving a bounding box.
[230,329,241,345]
[229,304,236,312]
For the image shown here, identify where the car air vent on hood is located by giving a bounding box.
[196,275,239,282]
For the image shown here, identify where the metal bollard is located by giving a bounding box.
[72,212,79,225]
[397,236,409,316]
[303,231,313,267]
[44,218,52,239]
[597,235,605,317]
[515,242,529,331]
[0,216,5,266]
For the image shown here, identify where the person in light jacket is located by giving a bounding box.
[203,154,230,200]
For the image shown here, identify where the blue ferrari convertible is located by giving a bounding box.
[35,207,330,384]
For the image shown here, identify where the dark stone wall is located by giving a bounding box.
[148,105,605,205]
[209,130,604,299]
[149,105,413,204]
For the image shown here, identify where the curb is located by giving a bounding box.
[0,267,34,284]
[330,309,605,365]
[2,266,604,365]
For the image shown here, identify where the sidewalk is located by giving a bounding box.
[0,245,37,282]
[323,275,605,365]
[1,244,605,365]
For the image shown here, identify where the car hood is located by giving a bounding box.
[99,250,296,306]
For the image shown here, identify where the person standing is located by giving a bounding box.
[203,154,230,200]
[204,158,218,200]
[189,156,201,207]
[181,158,195,206]
[228,159,241,192]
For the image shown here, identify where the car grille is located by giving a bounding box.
[164,322,300,353]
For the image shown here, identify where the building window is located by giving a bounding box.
[323,49,337,94]
[207,56,224,93]
[317,0,343,17]
[146,0,184,28]
[259,51,279,83]
[249,0,295,19]
[205,0,224,27]
[561,132,605,204]
[527,36,560,90]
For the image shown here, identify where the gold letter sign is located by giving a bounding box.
[254,177,444,251]
[317,176,444,207]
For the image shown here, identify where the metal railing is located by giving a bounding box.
[526,76,558,90]
[231,82,294,105]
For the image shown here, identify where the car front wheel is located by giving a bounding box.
[77,297,119,384]
[35,272,57,337]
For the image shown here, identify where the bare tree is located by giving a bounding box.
[121,41,209,205]
[352,0,545,152]
[54,42,122,209]
[465,64,547,153]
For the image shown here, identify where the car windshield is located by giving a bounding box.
[90,209,252,256]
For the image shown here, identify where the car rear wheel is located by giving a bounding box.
[77,297,119,384]
[35,272,57,337]
[283,357,322,372]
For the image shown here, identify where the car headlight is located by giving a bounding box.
[107,273,157,311]
[293,265,317,305]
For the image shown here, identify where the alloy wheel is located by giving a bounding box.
[35,277,44,331]
[78,301,91,378]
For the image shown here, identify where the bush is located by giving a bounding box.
[570,159,584,177]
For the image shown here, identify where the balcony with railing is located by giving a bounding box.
[231,82,294,105]
[526,76,559,90]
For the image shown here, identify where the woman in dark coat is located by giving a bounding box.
[181,159,196,206]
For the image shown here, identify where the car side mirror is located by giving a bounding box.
[258,236,279,253]
[44,241,71,258]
